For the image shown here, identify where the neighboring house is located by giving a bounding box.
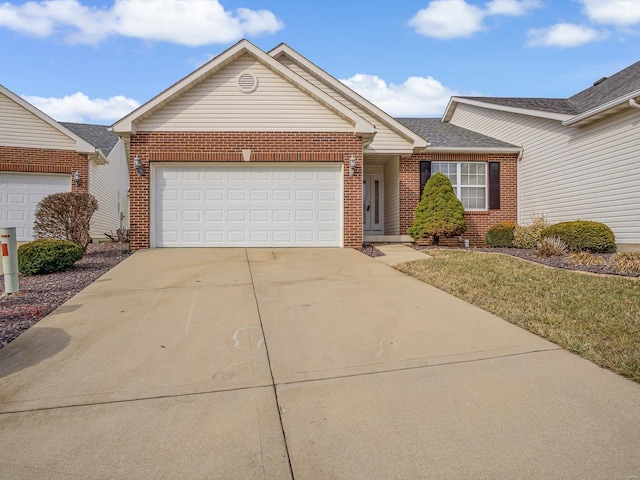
[61,123,130,238]
[112,39,520,250]
[443,61,640,250]
[0,84,126,241]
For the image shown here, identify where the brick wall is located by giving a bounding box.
[129,131,363,250]
[0,146,89,193]
[400,152,518,246]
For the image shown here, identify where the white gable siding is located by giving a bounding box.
[277,57,415,154]
[450,102,640,245]
[138,54,353,132]
[89,140,130,238]
[0,93,75,150]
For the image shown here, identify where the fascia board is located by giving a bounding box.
[450,97,573,122]
[0,84,97,154]
[425,146,522,154]
[562,89,640,126]
[269,44,427,148]
[113,39,374,136]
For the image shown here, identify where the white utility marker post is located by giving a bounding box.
[1,227,19,294]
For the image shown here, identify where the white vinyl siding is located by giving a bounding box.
[138,54,353,132]
[0,173,71,241]
[277,57,415,154]
[153,163,342,247]
[432,161,487,210]
[0,93,75,150]
[89,140,130,239]
[384,157,400,235]
[450,102,640,245]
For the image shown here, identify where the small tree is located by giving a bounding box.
[408,172,467,245]
[33,192,98,252]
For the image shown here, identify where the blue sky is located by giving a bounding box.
[0,0,638,123]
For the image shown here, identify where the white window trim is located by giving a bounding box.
[433,161,488,212]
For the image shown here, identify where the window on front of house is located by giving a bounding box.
[432,162,487,210]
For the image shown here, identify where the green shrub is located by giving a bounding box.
[513,213,549,249]
[485,222,516,247]
[536,236,567,257]
[18,239,83,275]
[408,173,467,245]
[541,220,616,253]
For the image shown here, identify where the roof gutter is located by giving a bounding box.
[425,146,522,154]
[563,89,640,126]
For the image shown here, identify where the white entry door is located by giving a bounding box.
[363,174,383,234]
[153,163,343,247]
[0,172,71,241]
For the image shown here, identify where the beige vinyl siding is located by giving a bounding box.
[278,57,415,154]
[451,103,640,245]
[138,54,352,132]
[89,140,130,238]
[0,93,75,150]
[384,157,400,235]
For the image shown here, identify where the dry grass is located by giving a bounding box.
[397,249,640,383]
[567,251,607,266]
[610,252,640,275]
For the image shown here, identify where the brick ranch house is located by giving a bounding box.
[112,40,521,250]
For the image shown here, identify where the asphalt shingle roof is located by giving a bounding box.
[60,122,119,156]
[456,60,640,116]
[396,118,519,149]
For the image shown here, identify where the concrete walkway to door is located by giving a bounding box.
[0,248,639,479]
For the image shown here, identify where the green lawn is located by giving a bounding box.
[397,249,640,383]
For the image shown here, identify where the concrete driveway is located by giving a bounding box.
[1,248,639,479]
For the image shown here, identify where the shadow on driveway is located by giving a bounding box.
[0,327,70,378]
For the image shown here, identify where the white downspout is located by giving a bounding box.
[516,147,524,225]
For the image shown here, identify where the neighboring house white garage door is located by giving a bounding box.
[153,164,343,247]
[0,173,71,241]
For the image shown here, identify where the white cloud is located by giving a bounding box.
[409,0,540,39]
[485,0,542,16]
[408,0,484,39]
[340,74,458,116]
[580,0,640,27]
[526,23,607,47]
[21,92,140,123]
[0,0,283,46]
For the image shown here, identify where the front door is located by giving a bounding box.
[363,174,383,234]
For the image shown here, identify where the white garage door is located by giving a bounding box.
[154,164,343,247]
[0,173,71,241]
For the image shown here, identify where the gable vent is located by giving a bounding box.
[238,73,258,93]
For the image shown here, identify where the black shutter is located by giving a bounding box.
[489,162,500,210]
[420,161,431,196]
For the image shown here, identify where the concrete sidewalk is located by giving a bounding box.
[1,248,639,479]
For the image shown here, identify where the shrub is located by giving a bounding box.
[536,236,568,257]
[609,252,640,275]
[33,192,98,252]
[485,222,516,247]
[18,239,83,275]
[567,251,606,266]
[541,220,616,253]
[408,173,467,246]
[513,213,549,249]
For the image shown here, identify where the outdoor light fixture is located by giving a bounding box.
[133,156,144,176]
[349,155,357,176]
[74,170,81,187]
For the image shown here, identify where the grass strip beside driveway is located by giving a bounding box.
[397,250,640,383]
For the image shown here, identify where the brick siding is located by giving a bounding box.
[0,146,89,193]
[128,131,363,250]
[400,152,518,247]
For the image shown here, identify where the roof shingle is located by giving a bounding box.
[60,122,119,156]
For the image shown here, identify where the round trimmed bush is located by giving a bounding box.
[541,220,616,253]
[485,222,515,247]
[18,239,83,275]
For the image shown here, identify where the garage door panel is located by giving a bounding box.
[154,164,342,247]
[0,173,71,241]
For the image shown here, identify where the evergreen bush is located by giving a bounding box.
[541,220,616,253]
[18,239,83,275]
[485,222,515,247]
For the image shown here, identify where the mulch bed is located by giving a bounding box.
[414,245,638,278]
[0,242,130,349]
[360,243,385,258]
